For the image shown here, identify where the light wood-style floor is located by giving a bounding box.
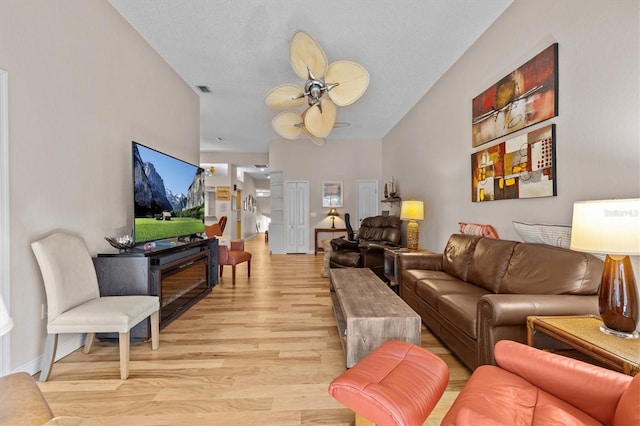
[37,236,470,425]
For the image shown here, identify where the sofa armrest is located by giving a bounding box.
[479,294,600,327]
[330,238,360,252]
[494,340,634,425]
[476,294,599,365]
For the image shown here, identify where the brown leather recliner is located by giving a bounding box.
[330,215,402,280]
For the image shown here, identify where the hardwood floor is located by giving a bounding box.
[37,236,469,425]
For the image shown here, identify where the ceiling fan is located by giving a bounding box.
[265,31,370,146]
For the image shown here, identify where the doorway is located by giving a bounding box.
[356,180,378,228]
[285,181,309,253]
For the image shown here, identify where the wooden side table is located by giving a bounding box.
[314,228,347,255]
[383,247,428,294]
[527,315,640,376]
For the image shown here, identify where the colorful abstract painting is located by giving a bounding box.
[472,43,558,147]
[471,124,556,202]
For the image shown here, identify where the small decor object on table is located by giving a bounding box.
[105,235,135,253]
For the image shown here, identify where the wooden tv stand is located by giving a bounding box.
[93,238,218,339]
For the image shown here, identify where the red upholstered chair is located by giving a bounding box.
[218,241,251,285]
[204,222,251,285]
[218,216,227,233]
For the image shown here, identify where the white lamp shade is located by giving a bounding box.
[0,293,13,336]
[400,200,424,221]
[570,198,640,255]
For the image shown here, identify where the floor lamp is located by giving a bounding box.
[570,198,640,338]
[400,200,424,250]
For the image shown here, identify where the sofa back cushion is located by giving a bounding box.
[442,234,480,281]
[500,243,603,295]
[467,238,518,293]
[356,215,402,245]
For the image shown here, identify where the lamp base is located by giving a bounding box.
[407,220,419,250]
[599,324,639,339]
[599,254,638,335]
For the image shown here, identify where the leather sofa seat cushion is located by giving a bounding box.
[415,278,488,308]
[467,238,517,293]
[402,269,458,294]
[501,244,602,295]
[441,365,603,425]
[442,234,480,281]
[436,294,481,339]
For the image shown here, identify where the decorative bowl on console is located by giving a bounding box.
[105,235,135,253]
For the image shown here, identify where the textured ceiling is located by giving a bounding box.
[108,0,513,155]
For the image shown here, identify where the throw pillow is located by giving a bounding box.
[458,222,499,239]
[512,221,571,248]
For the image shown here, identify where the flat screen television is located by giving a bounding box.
[132,141,205,244]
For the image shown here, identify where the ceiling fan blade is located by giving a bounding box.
[265,84,306,109]
[290,31,328,80]
[303,98,337,139]
[302,128,326,146]
[326,61,370,106]
[272,111,303,140]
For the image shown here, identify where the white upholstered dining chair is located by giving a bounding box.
[31,232,160,381]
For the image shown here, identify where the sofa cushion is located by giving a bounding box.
[501,244,603,295]
[442,234,480,281]
[467,238,517,293]
[415,277,488,308]
[401,269,456,294]
[437,294,483,339]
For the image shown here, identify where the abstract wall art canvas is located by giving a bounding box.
[472,43,558,147]
[471,124,556,202]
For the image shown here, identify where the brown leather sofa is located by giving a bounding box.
[397,233,604,370]
[330,215,402,280]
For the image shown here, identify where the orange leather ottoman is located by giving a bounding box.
[328,340,449,426]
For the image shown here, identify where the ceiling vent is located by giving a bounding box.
[196,85,211,93]
[254,164,269,169]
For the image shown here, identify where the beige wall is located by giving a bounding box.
[269,138,382,248]
[383,0,639,251]
[0,1,199,371]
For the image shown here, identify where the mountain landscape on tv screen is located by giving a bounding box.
[133,144,203,217]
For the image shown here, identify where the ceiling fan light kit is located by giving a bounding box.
[265,31,369,144]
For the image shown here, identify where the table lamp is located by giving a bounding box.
[570,198,640,338]
[400,200,424,250]
[328,208,339,229]
[0,292,13,336]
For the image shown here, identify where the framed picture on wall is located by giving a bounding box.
[471,123,556,202]
[322,181,343,207]
[471,43,558,147]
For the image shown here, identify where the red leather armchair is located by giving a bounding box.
[442,340,639,425]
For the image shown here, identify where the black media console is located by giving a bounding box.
[93,237,218,340]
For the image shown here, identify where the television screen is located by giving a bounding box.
[132,141,205,244]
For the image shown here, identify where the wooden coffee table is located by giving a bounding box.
[330,268,421,367]
[527,315,640,376]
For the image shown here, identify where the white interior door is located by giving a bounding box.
[356,180,378,228]
[285,181,309,253]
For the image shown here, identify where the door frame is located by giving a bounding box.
[1,69,11,375]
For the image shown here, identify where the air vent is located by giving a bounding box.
[196,85,211,93]
[254,164,269,169]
